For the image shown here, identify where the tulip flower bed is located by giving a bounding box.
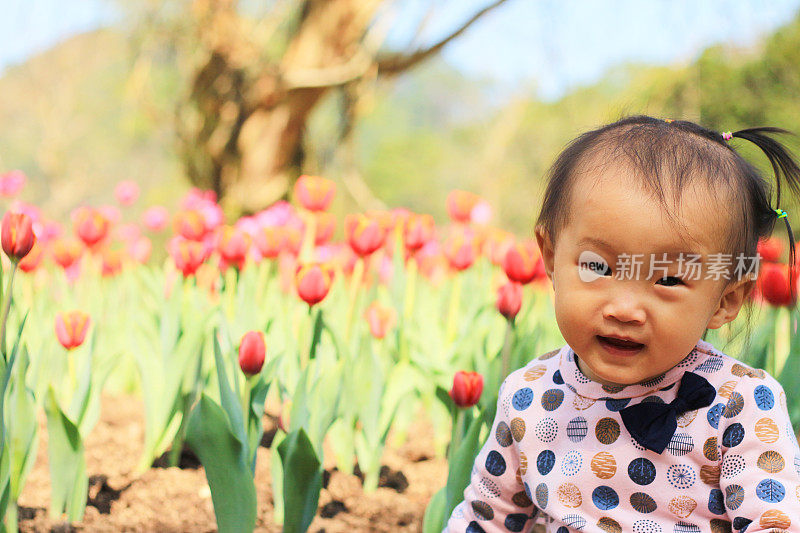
[0,171,797,532]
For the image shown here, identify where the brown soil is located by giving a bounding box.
[17,394,448,532]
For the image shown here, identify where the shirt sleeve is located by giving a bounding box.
[445,373,538,533]
[717,371,800,532]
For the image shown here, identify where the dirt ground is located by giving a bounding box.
[17,394,450,532]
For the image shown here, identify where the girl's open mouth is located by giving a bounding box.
[597,335,645,355]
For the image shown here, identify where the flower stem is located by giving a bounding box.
[344,257,364,342]
[445,273,462,344]
[299,211,317,263]
[448,408,465,465]
[501,318,515,379]
[403,256,417,323]
[0,262,18,359]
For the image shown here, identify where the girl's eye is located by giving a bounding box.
[656,276,684,287]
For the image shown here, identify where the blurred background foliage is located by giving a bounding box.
[0,3,798,235]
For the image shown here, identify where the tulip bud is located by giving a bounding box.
[55,311,90,350]
[142,206,169,232]
[1,211,35,262]
[173,209,207,241]
[503,241,544,284]
[51,238,83,270]
[73,207,110,248]
[294,175,335,212]
[449,371,483,408]
[238,331,266,376]
[443,229,477,271]
[0,170,26,198]
[364,301,396,339]
[496,281,522,320]
[403,213,435,253]
[757,237,783,263]
[345,213,385,257]
[254,226,286,259]
[114,180,140,206]
[446,190,480,224]
[101,248,124,277]
[757,263,798,307]
[168,236,208,277]
[217,225,250,270]
[295,263,334,306]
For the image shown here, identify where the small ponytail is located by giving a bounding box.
[728,127,799,299]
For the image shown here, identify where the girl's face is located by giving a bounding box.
[536,164,753,386]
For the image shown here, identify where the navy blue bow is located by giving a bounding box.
[620,371,716,454]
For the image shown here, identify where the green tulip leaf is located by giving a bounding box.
[278,428,322,533]
[212,333,246,451]
[45,388,87,522]
[443,411,485,527]
[185,394,256,533]
[422,486,447,533]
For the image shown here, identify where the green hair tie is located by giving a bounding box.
[775,208,788,219]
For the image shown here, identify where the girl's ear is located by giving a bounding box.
[535,225,555,281]
[707,277,756,329]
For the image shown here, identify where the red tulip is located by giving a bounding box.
[217,225,250,270]
[73,207,110,248]
[446,190,480,224]
[168,236,209,277]
[294,175,335,212]
[758,237,783,263]
[364,301,396,339]
[51,238,83,269]
[496,281,522,320]
[173,209,207,241]
[443,229,477,271]
[345,213,385,257]
[55,311,90,350]
[18,241,44,273]
[295,263,334,306]
[1,211,35,262]
[403,213,435,253]
[757,263,797,307]
[503,241,545,284]
[238,331,266,376]
[449,371,483,408]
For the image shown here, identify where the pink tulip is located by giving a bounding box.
[142,206,169,232]
[0,170,26,198]
[114,180,140,206]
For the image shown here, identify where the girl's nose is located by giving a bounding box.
[602,293,646,324]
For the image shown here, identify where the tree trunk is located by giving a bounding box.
[181,0,382,215]
[176,0,509,215]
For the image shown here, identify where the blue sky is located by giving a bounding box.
[3,0,800,100]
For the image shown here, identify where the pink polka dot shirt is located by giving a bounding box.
[446,340,800,532]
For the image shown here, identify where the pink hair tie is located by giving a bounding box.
[722,131,733,141]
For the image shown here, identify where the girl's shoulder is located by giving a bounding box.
[694,340,787,407]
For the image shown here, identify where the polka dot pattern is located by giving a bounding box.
[448,344,800,532]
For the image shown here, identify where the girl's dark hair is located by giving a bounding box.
[536,115,799,301]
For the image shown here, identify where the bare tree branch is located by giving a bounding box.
[376,0,510,76]
[281,46,374,90]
